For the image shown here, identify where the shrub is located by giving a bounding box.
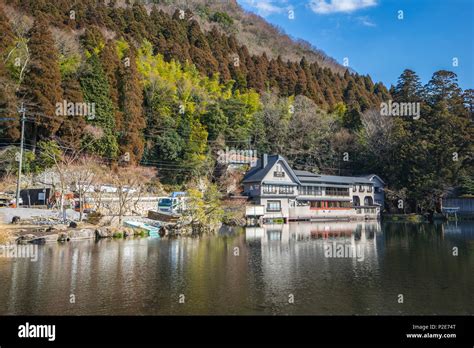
[86,211,103,225]
[211,12,233,27]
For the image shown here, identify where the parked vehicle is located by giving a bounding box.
[0,194,10,207]
[158,192,187,214]
[9,197,23,208]
[74,199,94,213]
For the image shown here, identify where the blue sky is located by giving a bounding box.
[237,0,473,90]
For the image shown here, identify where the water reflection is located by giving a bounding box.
[243,222,385,313]
[0,221,472,315]
[246,221,381,266]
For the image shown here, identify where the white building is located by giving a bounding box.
[243,154,383,223]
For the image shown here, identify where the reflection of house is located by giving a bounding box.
[245,221,381,259]
[243,154,382,223]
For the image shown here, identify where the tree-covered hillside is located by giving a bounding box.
[0,0,472,213]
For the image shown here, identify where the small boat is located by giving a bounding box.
[147,210,180,223]
[124,220,161,238]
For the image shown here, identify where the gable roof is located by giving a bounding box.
[296,171,373,185]
[242,155,300,184]
[357,174,386,185]
[243,155,380,186]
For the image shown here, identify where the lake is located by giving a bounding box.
[0,221,472,315]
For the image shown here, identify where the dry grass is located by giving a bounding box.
[0,223,12,245]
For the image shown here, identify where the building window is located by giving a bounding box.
[263,185,278,194]
[326,187,350,196]
[300,186,322,196]
[279,185,294,194]
[353,196,360,206]
[310,201,324,208]
[353,185,357,192]
[359,185,365,192]
[310,201,351,209]
[267,200,281,212]
[340,201,352,208]
[367,186,373,193]
[364,196,373,206]
[274,164,285,177]
[263,185,294,195]
[312,201,352,209]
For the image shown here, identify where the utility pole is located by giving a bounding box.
[15,103,26,208]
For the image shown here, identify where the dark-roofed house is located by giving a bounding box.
[243,154,382,222]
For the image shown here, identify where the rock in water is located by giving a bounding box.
[30,238,46,245]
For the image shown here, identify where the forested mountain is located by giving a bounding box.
[0,0,472,213]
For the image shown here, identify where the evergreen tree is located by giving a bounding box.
[0,4,15,53]
[392,69,423,102]
[202,103,227,141]
[463,89,474,120]
[0,4,19,141]
[100,40,123,130]
[23,18,63,142]
[117,46,146,165]
[425,70,464,112]
[80,53,119,158]
[57,75,87,149]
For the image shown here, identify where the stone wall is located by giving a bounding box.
[95,197,160,217]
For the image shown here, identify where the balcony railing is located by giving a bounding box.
[325,190,350,197]
[262,186,294,195]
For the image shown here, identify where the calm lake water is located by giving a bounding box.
[0,221,473,315]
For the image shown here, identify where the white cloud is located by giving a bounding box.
[357,15,376,26]
[309,0,378,14]
[240,0,292,17]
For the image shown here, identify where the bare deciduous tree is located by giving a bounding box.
[65,156,100,221]
[360,108,394,151]
[108,165,156,224]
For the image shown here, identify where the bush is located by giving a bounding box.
[211,12,233,27]
[86,211,103,225]
[112,232,123,238]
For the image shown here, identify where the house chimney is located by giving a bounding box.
[262,154,268,168]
